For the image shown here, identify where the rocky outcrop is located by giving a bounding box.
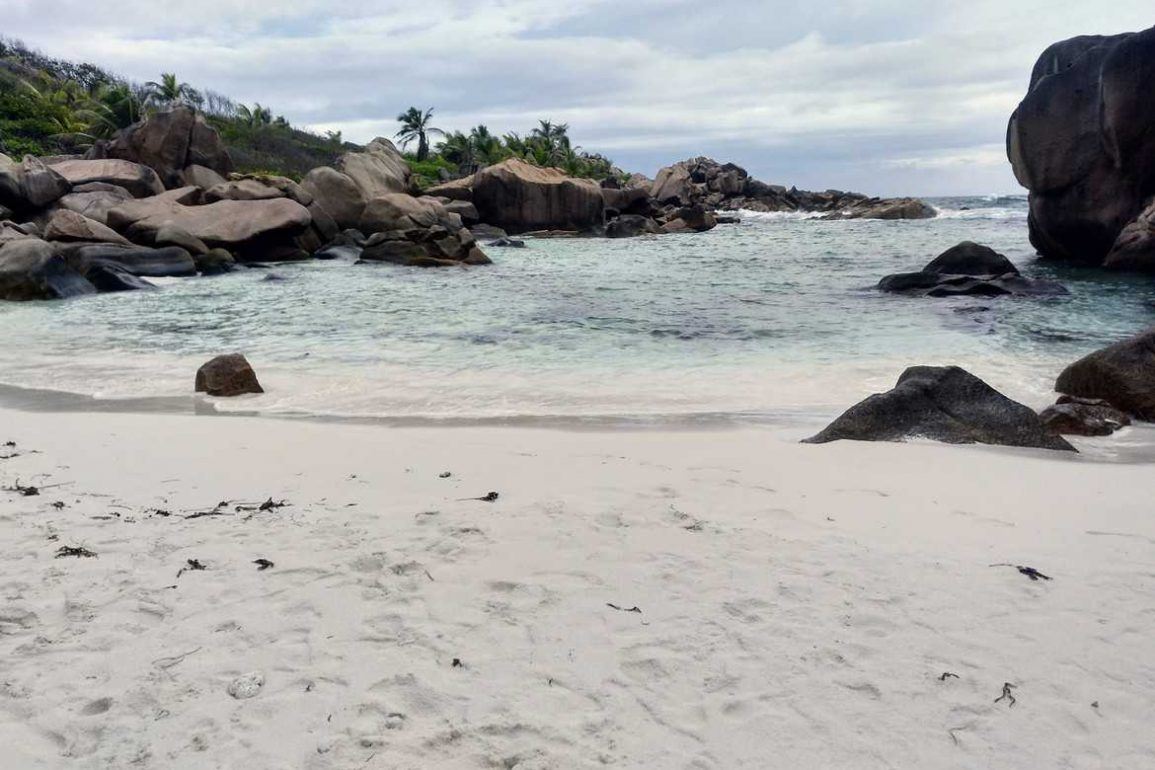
[1040,396,1131,436]
[468,159,605,234]
[606,214,663,238]
[646,157,935,220]
[301,166,367,230]
[0,156,71,214]
[64,244,198,278]
[43,209,133,246]
[822,197,937,221]
[195,354,264,397]
[100,106,232,188]
[1007,27,1155,267]
[46,159,163,199]
[107,188,312,260]
[358,194,489,267]
[878,242,1068,297]
[55,184,134,225]
[335,138,410,200]
[0,238,95,300]
[1055,326,1155,419]
[804,366,1075,451]
[1103,198,1155,271]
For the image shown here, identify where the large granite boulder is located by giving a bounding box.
[650,164,694,206]
[878,242,1067,297]
[335,138,411,200]
[1055,326,1155,419]
[43,209,133,246]
[46,159,163,199]
[107,189,312,259]
[64,244,197,278]
[1007,28,1155,267]
[195,354,264,397]
[102,106,232,188]
[424,177,473,202]
[300,166,366,230]
[55,184,134,225]
[469,158,605,234]
[1103,198,1155,271]
[181,164,227,190]
[0,156,71,214]
[0,238,95,300]
[804,366,1075,451]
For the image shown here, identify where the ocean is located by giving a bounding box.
[3,195,1154,426]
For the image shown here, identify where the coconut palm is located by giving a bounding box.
[143,73,200,109]
[395,106,443,161]
[236,103,274,129]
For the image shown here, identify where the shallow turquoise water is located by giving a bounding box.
[2,196,1154,422]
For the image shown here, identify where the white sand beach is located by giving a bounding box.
[1,406,1153,769]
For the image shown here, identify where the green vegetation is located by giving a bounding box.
[404,114,619,188]
[0,37,347,177]
[394,106,442,162]
[0,38,623,186]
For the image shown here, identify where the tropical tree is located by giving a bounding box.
[143,72,200,109]
[236,103,274,128]
[395,106,443,161]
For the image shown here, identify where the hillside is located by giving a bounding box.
[0,38,621,187]
[0,37,350,179]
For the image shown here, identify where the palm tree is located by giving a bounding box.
[530,119,571,165]
[395,106,443,161]
[143,73,199,109]
[437,130,475,170]
[468,125,504,165]
[236,103,273,129]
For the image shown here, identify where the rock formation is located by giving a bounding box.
[1007,27,1155,269]
[1055,326,1155,419]
[195,354,264,397]
[878,242,1067,297]
[96,106,233,188]
[805,366,1075,451]
[646,157,936,221]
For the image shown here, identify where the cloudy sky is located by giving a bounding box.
[3,2,1152,194]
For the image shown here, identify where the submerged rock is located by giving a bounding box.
[195,354,264,397]
[606,214,663,238]
[1055,326,1155,419]
[878,242,1067,297]
[804,365,1075,451]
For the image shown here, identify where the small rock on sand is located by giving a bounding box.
[227,671,265,699]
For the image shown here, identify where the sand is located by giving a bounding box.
[1,406,1153,769]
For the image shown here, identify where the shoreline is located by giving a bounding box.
[3,380,1155,464]
[1,407,1154,767]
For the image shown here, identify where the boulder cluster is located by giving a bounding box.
[425,156,937,239]
[0,107,490,301]
[642,157,936,221]
[1008,27,1155,271]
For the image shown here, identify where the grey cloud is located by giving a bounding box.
[3,1,1153,194]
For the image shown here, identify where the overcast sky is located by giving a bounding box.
[3,2,1152,195]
